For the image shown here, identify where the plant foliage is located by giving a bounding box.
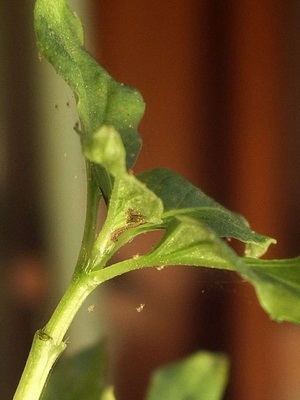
[14,1,300,399]
[35,0,300,325]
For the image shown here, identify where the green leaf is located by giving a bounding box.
[138,168,275,257]
[107,176,163,228]
[140,216,241,270]
[95,216,242,283]
[241,256,300,323]
[146,351,229,400]
[41,340,108,400]
[34,0,145,196]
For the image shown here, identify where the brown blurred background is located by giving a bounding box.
[1,1,300,399]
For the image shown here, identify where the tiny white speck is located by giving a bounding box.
[88,304,95,312]
[136,303,145,312]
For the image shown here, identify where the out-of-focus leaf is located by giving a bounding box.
[241,256,300,323]
[99,386,116,400]
[41,340,107,400]
[146,351,229,400]
[138,168,275,257]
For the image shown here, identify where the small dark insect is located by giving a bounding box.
[110,210,147,243]
[37,329,52,342]
[126,208,147,227]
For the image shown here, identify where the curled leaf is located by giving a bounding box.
[138,168,275,257]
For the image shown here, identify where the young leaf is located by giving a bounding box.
[146,351,229,400]
[138,168,275,257]
[83,125,127,177]
[41,340,108,400]
[34,0,145,197]
[241,257,300,323]
[90,172,164,269]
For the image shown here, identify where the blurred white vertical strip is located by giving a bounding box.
[34,1,103,353]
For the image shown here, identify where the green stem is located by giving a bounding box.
[13,331,65,400]
[13,274,98,400]
[92,257,154,284]
[75,161,102,271]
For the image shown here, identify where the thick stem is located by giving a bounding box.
[13,274,98,400]
[13,331,66,400]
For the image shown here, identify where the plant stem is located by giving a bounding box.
[75,161,102,271]
[13,274,98,400]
